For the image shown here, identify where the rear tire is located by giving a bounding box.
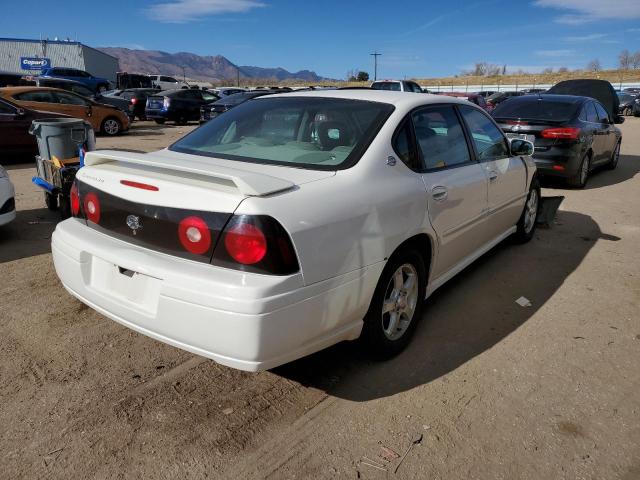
[361,249,426,359]
[154,119,166,125]
[568,152,590,188]
[513,176,540,244]
[606,142,620,170]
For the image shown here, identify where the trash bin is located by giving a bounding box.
[29,118,95,162]
[29,118,96,218]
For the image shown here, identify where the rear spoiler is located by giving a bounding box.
[83,150,295,197]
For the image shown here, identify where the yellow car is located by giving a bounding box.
[0,86,130,135]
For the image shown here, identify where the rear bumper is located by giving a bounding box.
[145,109,169,120]
[51,219,380,371]
[532,146,583,178]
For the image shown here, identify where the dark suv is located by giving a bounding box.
[146,89,220,124]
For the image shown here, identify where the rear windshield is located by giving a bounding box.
[493,99,578,122]
[618,93,634,102]
[371,82,401,91]
[214,92,261,106]
[170,97,394,170]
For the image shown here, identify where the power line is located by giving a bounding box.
[370,51,382,81]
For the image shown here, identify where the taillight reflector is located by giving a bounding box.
[178,216,212,255]
[120,180,159,191]
[224,223,267,265]
[541,127,581,139]
[83,192,101,224]
[552,165,566,171]
[70,182,80,216]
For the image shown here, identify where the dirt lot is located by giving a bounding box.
[1,119,639,479]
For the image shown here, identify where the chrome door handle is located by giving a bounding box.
[488,171,498,181]
[431,186,448,202]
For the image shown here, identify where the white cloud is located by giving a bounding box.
[146,0,265,23]
[535,49,575,57]
[563,33,607,41]
[533,0,640,24]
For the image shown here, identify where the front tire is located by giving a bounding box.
[361,249,426,359]
[101,117,121,136]
[513,177,540,244]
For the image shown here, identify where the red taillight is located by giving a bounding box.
[224,223,267,265]
[552,165,566,171]
[83,192,101,224]
[130,98,137,105]
[120,180,159,191]
[178,216,212,255]
[541,127,581,139]
[70,182,80,216]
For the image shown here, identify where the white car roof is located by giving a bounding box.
[262,89,475,110]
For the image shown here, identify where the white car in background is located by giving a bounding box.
[51,90,539,371]
[0,165,16,226]
[148,75,189,91]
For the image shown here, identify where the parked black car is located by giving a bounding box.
[486,91,524,107]
[145,89,219,124]
[116,72,153,89]
[104,88,159,120]
[617,92,639,116]
[199,90,278,124]
[493,94,622,188]
[0,71,29,87]
[24,77,134,120]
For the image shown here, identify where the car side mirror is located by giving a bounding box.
[614,115,625,124]
[510,138,534,156]
[16,107,25,116]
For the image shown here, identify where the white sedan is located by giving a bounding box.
[0,165,16,226]
[51,90,539,371]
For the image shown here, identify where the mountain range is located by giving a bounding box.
[98,47,325,83]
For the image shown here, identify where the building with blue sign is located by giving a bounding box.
[0,37,118,82]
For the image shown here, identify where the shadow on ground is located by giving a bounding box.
[0,208,58,263]
[275,210,614,401]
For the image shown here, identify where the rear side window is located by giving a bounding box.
[54,92,90,106]
[412,105,471,170]
[459,105,509,161]
[594,102,610,123]
[161,76,177,83]
[393,121,420,170]
[584,102,599,123]
[15,91,56,103]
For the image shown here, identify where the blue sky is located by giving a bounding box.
[1,0,639,79]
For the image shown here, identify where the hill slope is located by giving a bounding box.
[98,47,324,83]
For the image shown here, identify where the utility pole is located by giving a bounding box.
[181,66,186,83]
[370,51,381,81]
[237,66,240,87]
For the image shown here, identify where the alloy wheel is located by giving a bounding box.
[381,263,419,341]
[103,119,120,135]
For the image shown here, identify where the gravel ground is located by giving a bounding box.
[1,118,639,479]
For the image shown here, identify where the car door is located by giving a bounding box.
[593,101,615,164]
[409,104,490,279]
[0,100,31,150]
[458,104,528,240]
[583,101,603,160]
[51,91,99,130]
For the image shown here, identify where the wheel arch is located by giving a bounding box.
[387,233,435,287]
